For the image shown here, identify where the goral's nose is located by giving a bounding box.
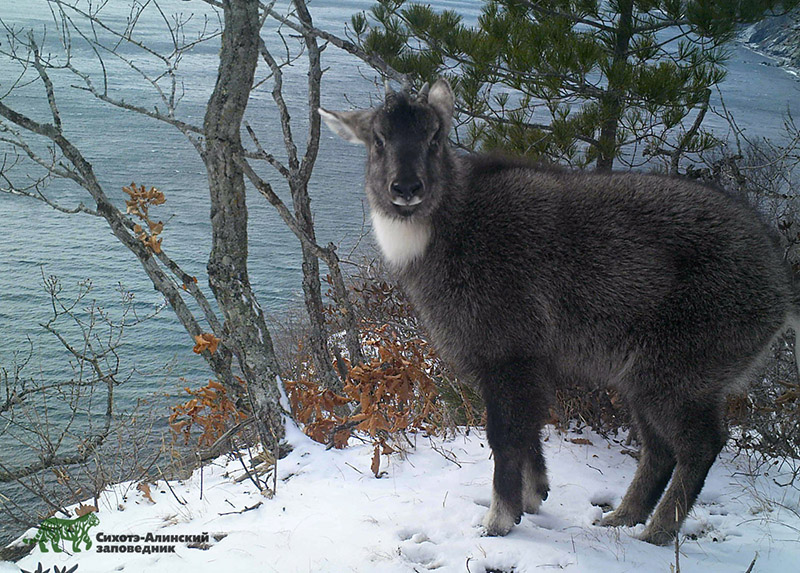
[390,179,423,203]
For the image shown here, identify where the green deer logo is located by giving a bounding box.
[24,505,99,553]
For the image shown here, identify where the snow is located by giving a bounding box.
[7,425,800,573]
[277,375,291,412]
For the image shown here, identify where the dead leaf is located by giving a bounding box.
[75,503,98,517]
[137,482,156,504]
[193,333,221,354]
[371,443,381,477]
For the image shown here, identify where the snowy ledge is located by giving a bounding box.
[5,422,800,573]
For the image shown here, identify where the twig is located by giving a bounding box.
[345,462,363,474]
[218,501,263,516]
[744,552,758,573]
[156,465,187,506]
[236,453,264,491]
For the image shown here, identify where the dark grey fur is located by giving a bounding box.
[319,79,798,545]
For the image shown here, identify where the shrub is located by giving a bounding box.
[169,380,247,448]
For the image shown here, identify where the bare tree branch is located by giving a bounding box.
[244,122,291,178]
[0,97,233,387]
[262,2,409,86]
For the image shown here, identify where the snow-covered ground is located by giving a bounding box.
[6,423,800,573]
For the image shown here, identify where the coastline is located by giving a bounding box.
[738,9,800,79]
[742,40,800,79]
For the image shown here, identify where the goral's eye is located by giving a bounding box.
[374,135,384,150]
[428,128,442,151]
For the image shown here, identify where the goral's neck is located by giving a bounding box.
[370,210,432,269]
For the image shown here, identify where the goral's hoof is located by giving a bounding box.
[522,491,547,514]
[600,510,643,528]
[482,505,521,536]
[639,527,676,546]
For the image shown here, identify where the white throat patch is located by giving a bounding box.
[371,210,431,267]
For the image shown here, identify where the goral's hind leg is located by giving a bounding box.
[602,410,675,527]
[640,401,726,545]
[481,359,551,535]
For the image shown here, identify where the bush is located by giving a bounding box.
[728,333,800,470]
[692,134,800,481]
[277,261,482,474]
[169,380,248,448]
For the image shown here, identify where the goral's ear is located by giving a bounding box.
[318,108,374,145]
[427,79,454,134]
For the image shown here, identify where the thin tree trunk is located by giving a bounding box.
[204,0,285,442]
[324,245,365,371]
[290,0,362,390]
[596,0,634,172]
[294,184,341,391]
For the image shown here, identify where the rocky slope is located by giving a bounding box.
[742,8,800,71]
